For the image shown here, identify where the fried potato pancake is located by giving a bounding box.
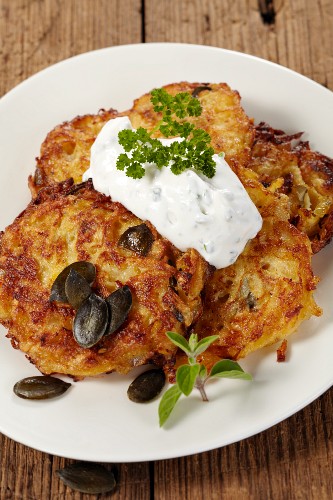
[192,166,322,363]
[29,109,118,196]
[29,82,254,195]
[249,123,333,253]
[0,180,209,378]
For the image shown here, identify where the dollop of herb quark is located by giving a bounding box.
[116,88,216,179]
[158,332,252,427]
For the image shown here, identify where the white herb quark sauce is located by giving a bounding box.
[83,116,262,268]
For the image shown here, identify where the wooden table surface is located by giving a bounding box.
[0,1,332,498]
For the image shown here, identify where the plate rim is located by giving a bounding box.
[2,42,333,103]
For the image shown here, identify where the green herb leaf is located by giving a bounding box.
[193,335,220,357]
[199,364,207,378]
[166,331,190,354]
[151,89,202,120]
[188,333,198,352]
[158,384,182,427]
[125,162,145,179]
[176,364,201,396]
[210,360,252,380]
[158,332,252,427]
[117,89,216,179]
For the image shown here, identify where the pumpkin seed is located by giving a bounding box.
[56,462,116,494]
[118,223,154,256]
[192,85,212,98]
[127,369,166,403]
[173,308,184,322]
[13,376,71,400]
[105,285,132,335]
[240,277,257,310]
[73,294,109,348]
[65,268,91,310]
[50,261,96,303]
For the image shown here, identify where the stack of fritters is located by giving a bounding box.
[0,81,328,378]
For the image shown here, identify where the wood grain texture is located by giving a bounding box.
[0,0,332,499]
[154,390,333,500]
[0,0,142,97]
[144,0,333,89]
[0,439,150,499]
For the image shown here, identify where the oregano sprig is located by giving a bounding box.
[117,88,216,179]
[158,332,252,427]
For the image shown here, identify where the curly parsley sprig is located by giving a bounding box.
[117,88,216,179]
[158,332,252,427]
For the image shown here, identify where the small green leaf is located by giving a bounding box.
[210,359,243,374]
[199,364,207,378]
[126,162,145,179]
[212,370,252,381]
[193,335,219,357]
[187,98,202,117]
[176,364,200,396]
[210,360,252,380]
[188,333,198,352]
[166,331,190,354]
[158,384,182,427]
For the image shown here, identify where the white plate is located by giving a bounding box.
[0,43,332,462]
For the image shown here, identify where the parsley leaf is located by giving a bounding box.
[117,88,216,179]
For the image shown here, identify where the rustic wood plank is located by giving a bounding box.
[144,0,333,89]
[0,0,143,97]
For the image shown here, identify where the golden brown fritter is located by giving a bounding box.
[0,180,209,378]
[249,123,333,253]
[192,167,322,363]
[29,82,254,195]
[29,109,118,196]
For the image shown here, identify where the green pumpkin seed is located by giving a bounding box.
[73,294,109,348]
[13,376,71,400]
[65,268,91,310]
[105,285,132,335]
[127,369,166,403]
[50,261,96,303]
[192,85,212,98]
[118,224,154,256]
[56,462,116,494]
[173,308,184,322]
